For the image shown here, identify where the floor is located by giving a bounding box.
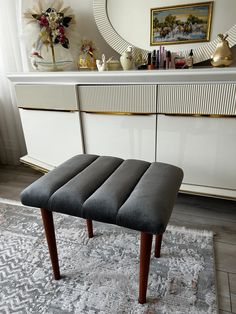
[0,164,236,313]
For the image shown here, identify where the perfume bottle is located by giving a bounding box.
[187,49,194,68]
[152,50,156,67]
[147,51,155,70]
[166,51,171,69]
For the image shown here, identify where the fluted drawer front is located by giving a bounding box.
[158,84,236,115]
[15,85,78,111]
[78,85,156,113]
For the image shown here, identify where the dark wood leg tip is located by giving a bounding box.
[88,232,94,239]
[54,273,61,280]
[154,252,160,258]
[86,219,94,238]
[139,232,153,305]
[154,234,163,258]
[41,208,61,281]
[138,297,146,304]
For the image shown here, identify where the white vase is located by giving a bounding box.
[120,46,134,70]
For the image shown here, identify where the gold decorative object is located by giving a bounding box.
[211,34,233,67]
[77,39,97,70]
[78,54,96,70]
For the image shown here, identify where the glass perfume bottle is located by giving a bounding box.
[186,49,194,69]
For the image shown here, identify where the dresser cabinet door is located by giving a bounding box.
[81,112,156,162]
[156,114,236,198]
[20,109,83,167]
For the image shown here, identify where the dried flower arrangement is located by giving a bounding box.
[24,0,75,69]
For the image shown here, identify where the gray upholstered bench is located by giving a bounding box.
[21,154,183,304]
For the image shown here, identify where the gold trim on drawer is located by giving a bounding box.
[81,110,155,116]
[18,107,78,113]
[162,113,236,118]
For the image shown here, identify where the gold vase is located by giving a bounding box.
[211,34,233,67]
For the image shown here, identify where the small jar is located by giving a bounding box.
[175,54,186,69]
[107,57,121,71]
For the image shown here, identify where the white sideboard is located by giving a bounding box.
[8,68,236,199]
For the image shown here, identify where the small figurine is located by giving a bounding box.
[96,54,107,71]
[30,38,43,70]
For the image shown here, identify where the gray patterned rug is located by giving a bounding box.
[0,200,217,314]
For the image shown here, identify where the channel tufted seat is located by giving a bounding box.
[21,154,183,304]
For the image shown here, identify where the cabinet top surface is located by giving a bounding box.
[7,67,236,85]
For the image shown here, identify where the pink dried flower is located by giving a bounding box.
[39,15,49,27]
[58,26,65,34]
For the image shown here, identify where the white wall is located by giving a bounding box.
[70,0,119,59]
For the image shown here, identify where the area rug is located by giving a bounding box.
[0,200,217,314]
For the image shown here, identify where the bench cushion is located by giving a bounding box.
[21,154,183,234]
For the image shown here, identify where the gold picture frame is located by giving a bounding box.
[150,2,213,46]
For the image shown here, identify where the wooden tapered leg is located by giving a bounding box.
[154,234,163,258]
[86,219,94,238]
[40,208,60,280]
[139,232,153,304]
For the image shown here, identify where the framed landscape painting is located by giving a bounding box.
[150,2,213,45]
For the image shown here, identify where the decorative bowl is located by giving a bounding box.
[107,58,121,71]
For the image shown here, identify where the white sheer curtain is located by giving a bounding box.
[0,0,26,165]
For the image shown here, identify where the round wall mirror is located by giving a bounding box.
[93,0,236,63]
